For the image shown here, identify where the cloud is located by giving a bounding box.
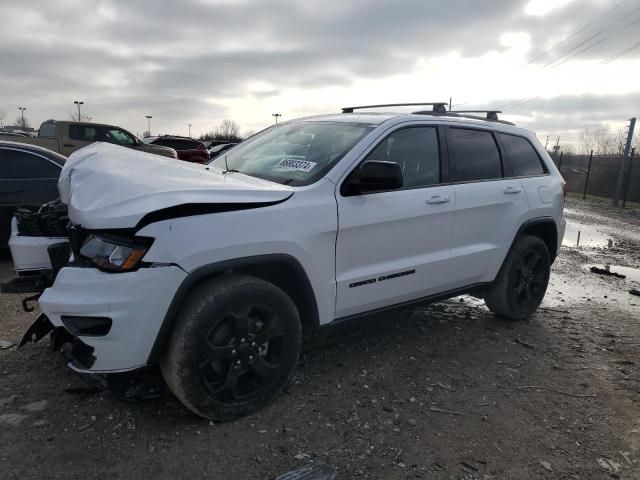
[0,0,638,138]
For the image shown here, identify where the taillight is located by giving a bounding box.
[561,180,568,199]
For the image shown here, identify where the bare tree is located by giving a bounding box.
[579,128,596,155]
[14,115,31,129]
[593,126,614,155]
[218,119,240,141]
[0,109,6,127]
[200,120,243,142]
[613,127,627,156]
[69,112,90,122]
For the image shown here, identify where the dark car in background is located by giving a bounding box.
[0,141,65,245]
[207,142,238,159]
[142,135,209,163]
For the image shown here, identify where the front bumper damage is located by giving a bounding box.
[32,264,187,373]
[20,314,97,369]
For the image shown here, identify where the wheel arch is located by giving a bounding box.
[510,217,559,264]
[147,254,319,364]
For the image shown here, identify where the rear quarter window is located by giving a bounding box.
[498,133,547,176]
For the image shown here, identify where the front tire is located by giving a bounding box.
[160,274,301,420]
[485,235,551,320]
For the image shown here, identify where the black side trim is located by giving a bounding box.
[146,254,319,364]
[135,195,293,231]
[330,282,489,326]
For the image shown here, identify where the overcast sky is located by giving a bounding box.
[1,0,639,147]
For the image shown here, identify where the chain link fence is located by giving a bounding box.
[553,150,639,206]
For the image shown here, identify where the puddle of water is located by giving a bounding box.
[562,221,613,248]
[584,264,640,283]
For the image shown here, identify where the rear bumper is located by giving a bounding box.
[38,265,187,373]
[557,215,566,255]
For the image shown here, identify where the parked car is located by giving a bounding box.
[203,140,230,149]
[142,135,209,163]
[10,103,566,421]
[208,142,237,159]
[0,141,65,245]
[0,121,177,159]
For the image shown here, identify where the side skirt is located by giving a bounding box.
[326,282,489,328]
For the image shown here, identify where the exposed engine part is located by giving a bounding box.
[15,199,68,237]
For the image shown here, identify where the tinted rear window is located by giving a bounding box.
[449,128,502,182]
[155,138,200,150]
[498,133,546,176]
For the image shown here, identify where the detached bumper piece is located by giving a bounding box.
[19,314,96,370]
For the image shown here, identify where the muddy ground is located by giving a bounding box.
[1,194,639,479]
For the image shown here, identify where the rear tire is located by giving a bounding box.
[160,274,301,420]
[485,235,551,320]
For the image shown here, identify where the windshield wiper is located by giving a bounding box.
[222,154,240,174]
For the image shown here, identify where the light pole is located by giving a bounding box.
[188,123,192,137]
[73,100,84,121]
[272,113,281,125]
[145,115,152,136]
[18,107,26,126]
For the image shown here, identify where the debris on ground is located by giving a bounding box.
[0,340,16,350]
[22,400,47,412]
[540,461,553,472]
[276,463,337,480]
[590,266,627,279]
[0,413,28,426]
[0,395,17,407]
[630,288,640,297]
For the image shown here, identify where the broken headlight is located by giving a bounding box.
[79,234,151,271]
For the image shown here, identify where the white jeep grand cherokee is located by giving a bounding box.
[11,103,566,420]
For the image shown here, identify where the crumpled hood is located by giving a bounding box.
[58,142,293,229]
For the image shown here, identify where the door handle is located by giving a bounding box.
[425,195,450,204]
[503,186,522,194]
[63,144,75,148]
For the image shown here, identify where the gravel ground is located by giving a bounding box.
[1,194,639,479]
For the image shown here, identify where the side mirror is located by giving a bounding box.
[347,160,403,194]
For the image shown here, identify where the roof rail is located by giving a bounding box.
[451,110,502,121]
[411,109,515,126]
[342,102,448,114]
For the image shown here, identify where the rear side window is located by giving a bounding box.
[68,124,98,142]
[38,123,56,137]
[366,127,440,188]
[448,128,502,182]
[498,133,546,176]
[0,149,61,179]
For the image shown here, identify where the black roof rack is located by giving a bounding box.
[342,102,448,114]
[451,110,502,121]
[411,109,515,126]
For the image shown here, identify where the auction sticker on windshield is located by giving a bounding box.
[275,158,317,172]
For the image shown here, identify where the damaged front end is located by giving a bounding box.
[2,200,70,301]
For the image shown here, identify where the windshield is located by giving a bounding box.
[210,121,374,186]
